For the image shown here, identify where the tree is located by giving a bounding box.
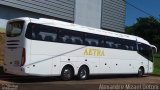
[125,16,160,52]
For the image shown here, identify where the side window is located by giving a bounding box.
[26,23,139,51]
[106,41,114,48]
[99,36,105,47]
[40,26,57,42]
[58,29,83,45]
[84,33,99,47]
[25,23,33,39]
[128,40,137,51]
[105,37,117,48]
[115,38,123,49]
[114,38,123,49]
[26,23,44,40]
[58,29,71,44]
[71,31,83,45]
[102,37,137,51]
[25,23,57,42]
[120,39,137,51]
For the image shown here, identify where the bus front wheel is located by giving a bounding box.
[137,67,144,77]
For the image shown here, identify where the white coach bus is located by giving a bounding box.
[3,17,156,80]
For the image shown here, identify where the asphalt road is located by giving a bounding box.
[0,75,160,90]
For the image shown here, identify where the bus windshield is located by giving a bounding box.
[138,43,153,62]
[6,21,24,37]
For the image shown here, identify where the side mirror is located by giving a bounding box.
[151,45,157,53]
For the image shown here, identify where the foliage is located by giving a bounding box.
[153,53,160,75]
[125,16,160,52]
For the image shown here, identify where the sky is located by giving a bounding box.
[125,0,160,26]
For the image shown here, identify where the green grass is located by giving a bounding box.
[153,53,160,75]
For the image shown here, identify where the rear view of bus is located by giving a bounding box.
[3,18,29,75]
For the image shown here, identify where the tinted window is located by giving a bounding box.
[104,37,115,48]
[138,43,153,62]
[58,29,83,45]
[25,23,138,51]
[84,33,100,47]
[122,39,137,51]
[104,36,137,51]
[25,23,57,42]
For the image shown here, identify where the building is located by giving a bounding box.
[0,0,126,33]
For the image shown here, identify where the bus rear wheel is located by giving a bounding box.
[137,67,144,77]
[78,66,89,80]
[61,66,74,81]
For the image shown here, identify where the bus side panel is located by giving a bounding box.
[60,47,100,75]
[136,52,151,74]
[148,61,153,73]
[29,41,86,76]
[28,54,53,76]
[28,41,53,76]
[24,39,32,74]
[99,48,148,74]
[85,57,100,74]
[51,57,61,76]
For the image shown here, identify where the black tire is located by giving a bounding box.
[78,66,89,80]
[61,66,74,81]
[137,67,144,77]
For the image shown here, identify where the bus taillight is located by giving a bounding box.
[21,48,26,66]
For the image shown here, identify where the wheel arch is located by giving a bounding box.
[139,66,145,73]
[78,64,90,75]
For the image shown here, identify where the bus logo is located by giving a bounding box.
[84,48,105,56]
